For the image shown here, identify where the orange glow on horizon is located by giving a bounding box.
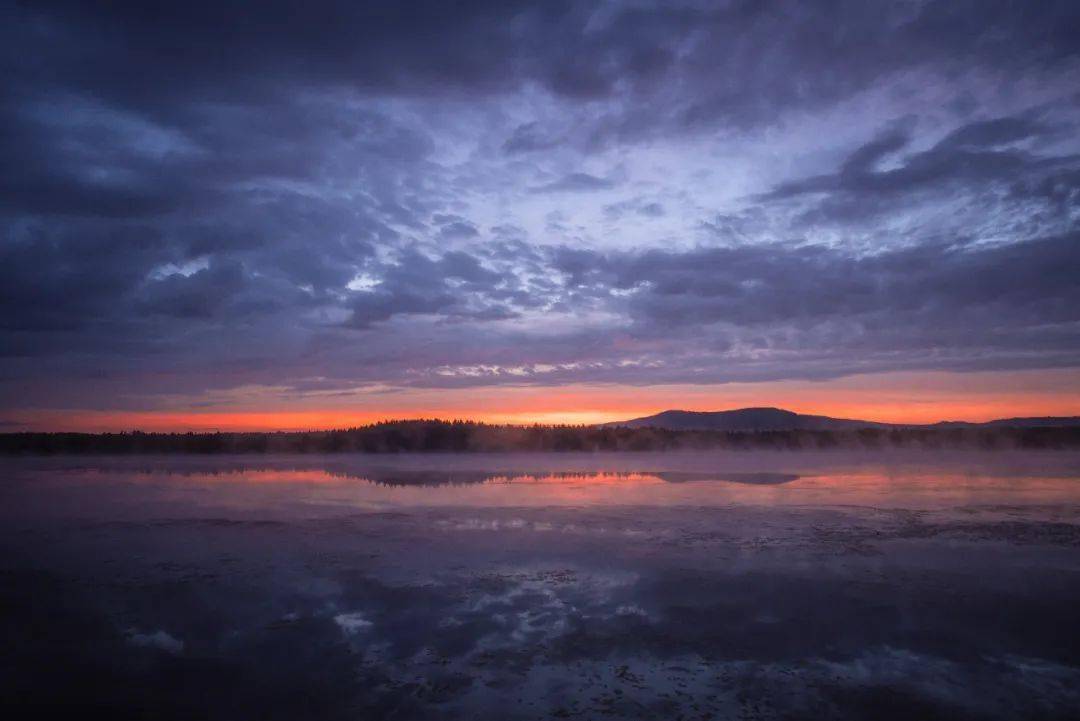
[6,368,1079,433]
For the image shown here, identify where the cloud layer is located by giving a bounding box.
[2,1,1079,414]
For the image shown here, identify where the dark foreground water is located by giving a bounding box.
[2,451,1079,720]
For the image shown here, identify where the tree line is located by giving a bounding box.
[2,419,1079,454]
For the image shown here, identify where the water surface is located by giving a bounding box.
[2,451,1079,719]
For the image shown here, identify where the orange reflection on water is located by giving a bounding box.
[95,465,1080,511]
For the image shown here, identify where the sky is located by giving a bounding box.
[2,0,1079,431]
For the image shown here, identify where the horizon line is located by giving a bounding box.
[5,406,1080,435]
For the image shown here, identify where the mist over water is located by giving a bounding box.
[3,451,1079,719]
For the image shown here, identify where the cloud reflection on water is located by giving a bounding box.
[1,453,1079,719]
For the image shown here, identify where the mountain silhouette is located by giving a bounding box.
[606,407,1080,431]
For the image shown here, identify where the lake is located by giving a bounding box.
[2,451,1079,720]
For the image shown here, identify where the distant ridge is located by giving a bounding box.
[605,407,1080,431]
[979,416,1080,428]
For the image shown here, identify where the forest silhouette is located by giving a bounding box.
[3,420,1079,454]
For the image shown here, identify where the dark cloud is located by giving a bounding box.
[346,249,519,329]
[604,198,666,219]
[139,260,251,320]
[539,233,1080,382]
[1,1,1078,410]
[4,2,1079,137]
[531,172,617,193]
[757,113,1080,237]
[503,122,561,155]
[435,218,481,241]
[604,235,1078,331]
[765,115,1064,201]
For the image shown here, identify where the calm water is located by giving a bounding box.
[2,451,1079,719]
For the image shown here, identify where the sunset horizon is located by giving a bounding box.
[7,365,1078,432]
[10,397,1080,434]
